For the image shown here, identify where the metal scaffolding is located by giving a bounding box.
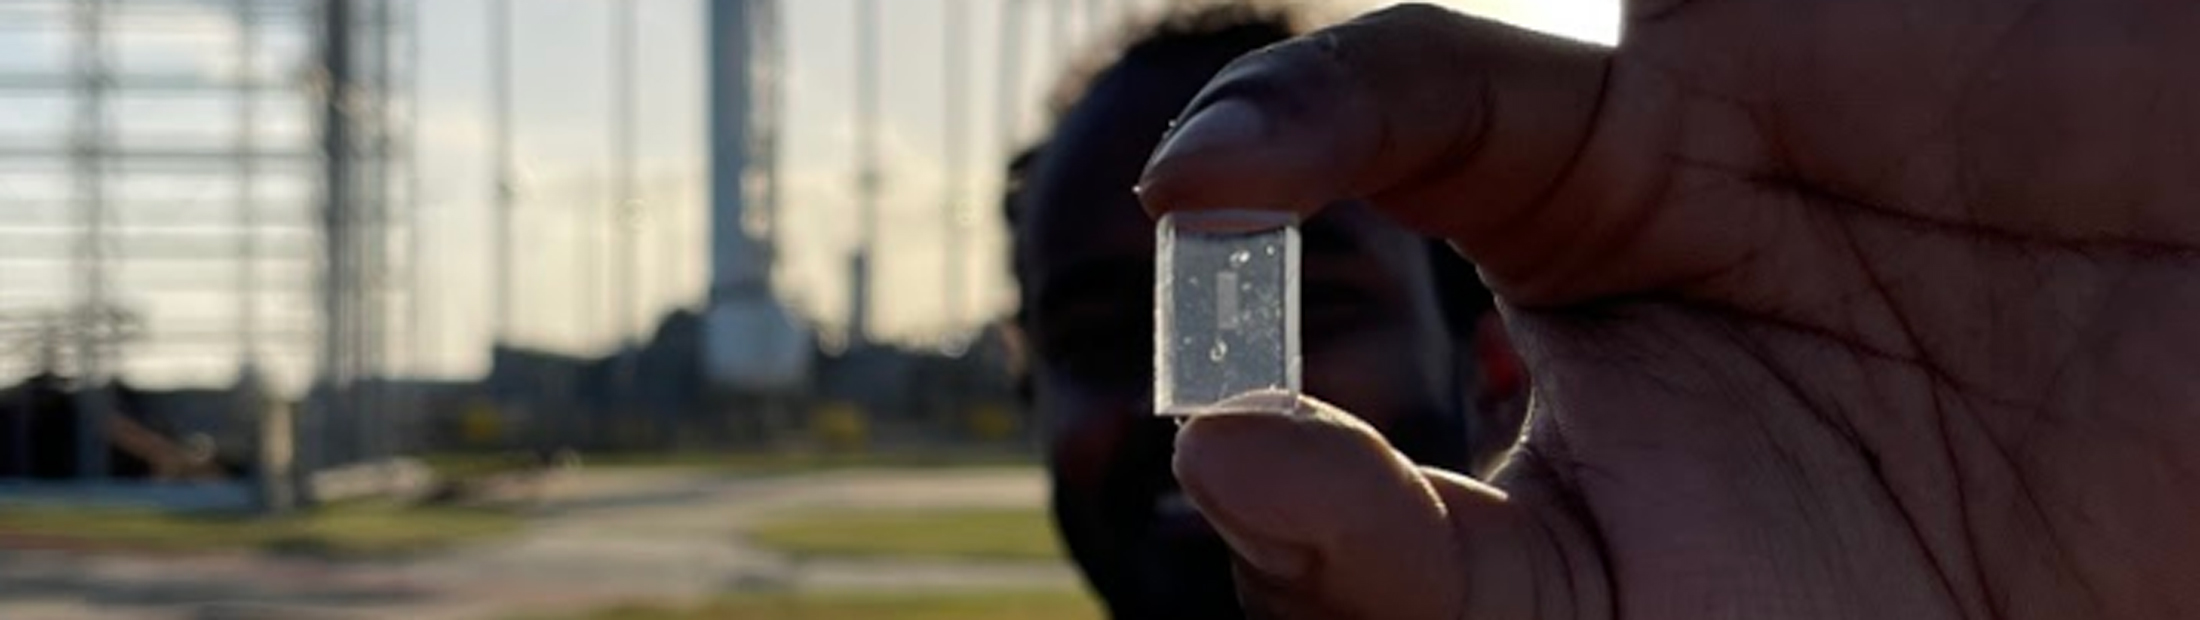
[0,0,414,477]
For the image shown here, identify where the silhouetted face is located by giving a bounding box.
[1016,47,1468,619]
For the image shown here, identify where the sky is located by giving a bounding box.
[407,0,1617,377]
[0,0,1618,388]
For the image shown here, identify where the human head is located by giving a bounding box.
[1010,4,1508,617]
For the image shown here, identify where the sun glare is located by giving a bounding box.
[1389,0,1622,45]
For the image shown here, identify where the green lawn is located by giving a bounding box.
[744,507,1065,562]
[422,450,1038,480]
[0,502,522,557]
[593,450,1039,475]
[523,590,1102,620]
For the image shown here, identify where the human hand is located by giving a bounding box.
[1139,2,2200,618]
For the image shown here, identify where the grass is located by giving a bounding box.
[744,507,1065,562]
[421,449,1039,480]
[0,501,522,558]
[521,590,1102,620]
[592,450,1039,475]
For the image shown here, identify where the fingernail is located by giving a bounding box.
[1145,99,1268,172]
[1227,528,1315,582]
[1162,209,1298,235]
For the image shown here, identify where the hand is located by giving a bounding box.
[1139,2,2200,618]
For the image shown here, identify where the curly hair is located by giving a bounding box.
[1041,2,1306,121]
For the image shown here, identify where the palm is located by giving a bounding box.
[1504,1,2200,617]
[1143,1,2200,617]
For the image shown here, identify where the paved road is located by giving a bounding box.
[0,467,1079,620]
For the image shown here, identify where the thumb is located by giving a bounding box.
[1174,394,1606,619]
[1139,4,1677,306]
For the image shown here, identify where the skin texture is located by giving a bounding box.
[1016,26,1479,618]
[1141,1,2200,618]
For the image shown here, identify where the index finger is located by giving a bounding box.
[1137,4,1614,272]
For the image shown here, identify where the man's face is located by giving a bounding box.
[1016,58,1466,618]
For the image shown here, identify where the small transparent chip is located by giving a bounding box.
[1154,210,1300,416]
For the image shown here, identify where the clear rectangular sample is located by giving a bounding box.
[1154,211,1301,416]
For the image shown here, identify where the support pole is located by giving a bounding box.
[943,0,968,337]
[998,0,1024,158]
[490,0,513,346]
[850,0,879,348]
[71,0,113,480]
[612,0,638,412]
[364,0,396,460]
[320,0,356,472]
[235,0,260,371]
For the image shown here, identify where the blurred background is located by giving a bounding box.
[0,1,1611,618]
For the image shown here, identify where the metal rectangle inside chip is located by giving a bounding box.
[1154,211,1301,416]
